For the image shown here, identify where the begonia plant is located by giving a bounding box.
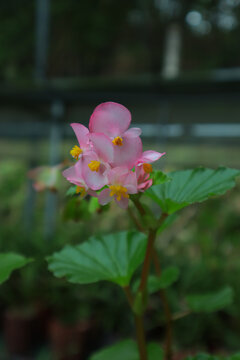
[47,102,240,360]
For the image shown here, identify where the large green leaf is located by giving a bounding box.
[90,339,163,360]
[186,286,234,313]
[48,231,147,287]
[133,266,180,294]
[0,253,32,285]
[146,167,240,214]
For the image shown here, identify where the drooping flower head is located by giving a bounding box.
[63,101,165,208]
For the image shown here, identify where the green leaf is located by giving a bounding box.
[146,167,240,214]
[152,171,172,185]
[88,197,100,213]
[48,231,147,287]
[133,266,180,294]
[66,185,77,196]
[0,253,32,285]
[186,286,234,313]
[90,339,163,360]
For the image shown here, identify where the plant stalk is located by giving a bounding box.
[134,314,148,360]
[153,250,173,360]
[123,286,148,360]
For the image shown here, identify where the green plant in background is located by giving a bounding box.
[0,253,31,285]
[47,102,240,360]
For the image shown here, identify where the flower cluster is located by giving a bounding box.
[63,102,165,209]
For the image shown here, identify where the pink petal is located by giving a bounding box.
[90,133,114,163]
[138,179,153,192]
[71,123,89,148]
[123,171,138,194]
[107,167,129,185]
[112,135,142,169]
[62,163,84,187]
[137,150,166,165]
[124,127,142,138]
[82,155,109,190]
[89,102,131,137]
[115,196,129,209]
[98,188,112,206]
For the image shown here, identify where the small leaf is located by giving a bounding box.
[153,171,172,185]
[0,253,32,285]
[66,185,77,196]
[88,197,100,213]
[90,339,163,360]
[133,266,180,294]
[48,231,147,287]
[186,286,234,313]
[146,167,240,214]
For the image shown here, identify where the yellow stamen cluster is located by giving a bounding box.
[143,163,153,173]
[70,145,82,160]
[112,136,123,146]
[109,185,129,201]
[88,160,101,172]
[76,186,86,196]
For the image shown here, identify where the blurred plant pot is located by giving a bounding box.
[3,307,38,356]
[48,317,97,360]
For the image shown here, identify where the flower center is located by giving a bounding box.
[112,136,123,146]
[109,185,129,201]
[76,186,86,196]
[143,163,153,173]
[88,160,101,172]
[70,145,82,160]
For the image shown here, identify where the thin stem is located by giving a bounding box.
[139,228,157,293]
[138,214,167,294]
[153,249,173,360]
[134,315,148,360]
[123,285,134,307]
[128,207,145,233]
[123,286,148,360]
[132,197,146,217]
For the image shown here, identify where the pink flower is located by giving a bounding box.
[69,123,92,160]
[89,102,142,169]
[81,133,114,190]
[136,165,153,192]
[62,160,95,198]
[98,167,138,209]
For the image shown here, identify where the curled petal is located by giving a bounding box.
[71,123,90,149]
[124,127,142,138]
[137,150,166,165]
[89,102,131,137]
[90,133,114,163]
[98,188,112,206]
[112,135,142,169]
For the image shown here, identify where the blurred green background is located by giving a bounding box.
[0,1,239,359]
